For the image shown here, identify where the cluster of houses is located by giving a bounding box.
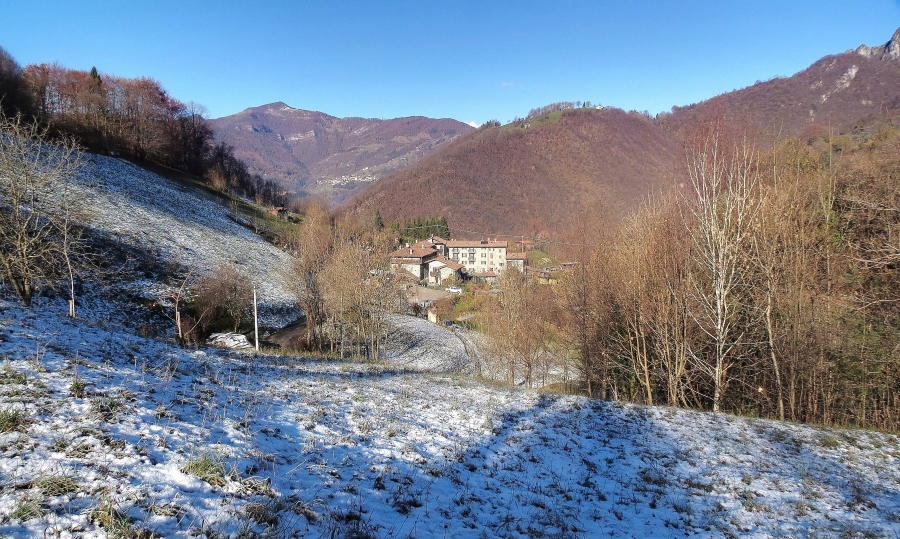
[388,236,528,286]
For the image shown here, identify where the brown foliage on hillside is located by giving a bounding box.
[341,108,681,242]
[661,51,900,146]
[343,33,900,247]
[474,127,900,430]
[0,56,288,207]
[209,102,473,202]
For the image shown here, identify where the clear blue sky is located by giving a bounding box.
[4,1,899,125]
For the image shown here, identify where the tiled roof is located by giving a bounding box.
[507,252,527,260]
[430,256,465,271]
[395,269,420,280]
[446,239,508,248]
[388,244,438,259]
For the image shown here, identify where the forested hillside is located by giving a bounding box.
[341,29,900,243]
[0,48,286,207]
[341,107,681,239]
[460,124,900,431]
[210,102,473,204]
[662,29,900,145]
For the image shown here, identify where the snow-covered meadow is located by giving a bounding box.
[1,295,899,538]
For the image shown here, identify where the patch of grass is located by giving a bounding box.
[820,434,842,448]
[685,477,714,493]
[0,363,27,385]
[181,453,228,486]
[88,498,148,538]
[90,395,126,421]
[65,443,93,458]
[242,477,275,497]
[147,502,185,517]
[37,474,80,496]
[69,377,87,398]
[0,407,28,433]
[245,502,278,526]
[10,495,44,521]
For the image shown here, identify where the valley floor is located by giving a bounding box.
[1,296,899,538]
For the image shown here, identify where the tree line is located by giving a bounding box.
[475,124,900,431]
[390,216,450,243]
[288,204,399,358]
[525,101,595,120]
[0,46,286,207]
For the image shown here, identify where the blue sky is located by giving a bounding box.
[4,1,899,125]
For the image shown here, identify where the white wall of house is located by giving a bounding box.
[448,242,508,275]
[507,257,526,271]
[391,259,426,280]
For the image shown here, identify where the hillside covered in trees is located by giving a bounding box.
[0,47,287,207]
[342,28,900,243]
[209,103,473,204]
[341,106,681,240]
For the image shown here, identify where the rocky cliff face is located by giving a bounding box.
[855,27,900,60]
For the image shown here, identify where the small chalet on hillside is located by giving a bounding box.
[507,251,527,271]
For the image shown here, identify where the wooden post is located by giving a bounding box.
[253,284,259,352]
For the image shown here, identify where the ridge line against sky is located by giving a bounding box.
[4,1,900,125]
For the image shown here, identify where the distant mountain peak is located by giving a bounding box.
[210,105,474,203]
[854,27,900,60]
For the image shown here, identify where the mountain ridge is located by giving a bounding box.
[340,27,900,242]
[209,102,474,204]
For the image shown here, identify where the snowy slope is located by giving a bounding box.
[72,154,296,325]
[1,298,899,538]
[381,314,475,373]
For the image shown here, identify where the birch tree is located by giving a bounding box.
[682,134,760,412]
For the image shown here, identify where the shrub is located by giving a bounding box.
[192,264,253,334]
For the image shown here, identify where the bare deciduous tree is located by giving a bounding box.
[681,134,760,413]
[286,203,334,351]
[0,113,84,306]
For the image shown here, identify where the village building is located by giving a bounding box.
[507,251,527,271]
[388,242,439,281]
[388,236,528,285]
[427,256,466,286]
[446,239,508,275]
[428,235,449,256]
